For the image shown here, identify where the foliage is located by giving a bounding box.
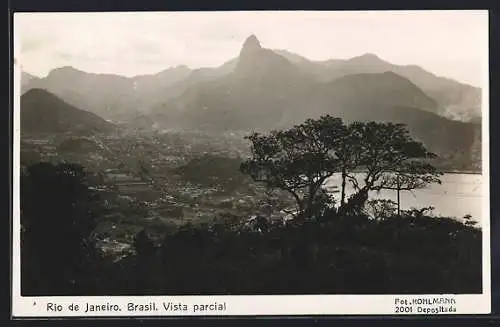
[101,211,481,295]
[20,162,103,295]
[18,113,473,296]
[364,199,398,220]
[57,138,101,153]
[240,116,345,218]
[241,116,442,217]
[134,229,156,258]
[20,159,481,296]
[463,214,478,227]
[377,161,442,191]
[401,206,436,219]
[343,122,440,211]
[176,155,248,193]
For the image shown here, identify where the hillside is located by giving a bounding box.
[306,53,481,121]
[149,35,319,131]
[219,50,482,122]
[311,71,438,119]
[56,138,104,154]
[21,88,115,134]
[23,67,143,121]
[21,72,40,94]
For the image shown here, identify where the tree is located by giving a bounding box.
[341,122,439,213]
[241,117,441,219]
[365,199,398,220]
[134,229,156,259]
[336,122,364,207]
[20,162,102,295]
[377,161,442,215]
[240,116,345,219]
[133,229,157,288]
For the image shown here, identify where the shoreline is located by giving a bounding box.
[337,170,482,176]
[437,170,482,175]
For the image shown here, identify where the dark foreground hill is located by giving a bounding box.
[21,88,115,135]
[20,161,482,295]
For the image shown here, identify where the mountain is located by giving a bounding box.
[21,66,193,121]
[150,35,318,131]
[21,72,38,84]
[312,71,438,120]
[273,49,312,65]
[20,62,236,122]
[21,72,40,93]
[189,50,481,122]
[148,59,238,105]
[148,35,480,169]
[302,53,481,121]
[150,36,437,130]
[21,88,115,134]
[23,67,144,121]
[129,65,193,109]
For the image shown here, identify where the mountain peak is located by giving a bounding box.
[48,66,83,77]
[240,34,262,56]
[23,87,53,98]
[361,53,380,58]
[173,64,190,70]
[349,53,383,62]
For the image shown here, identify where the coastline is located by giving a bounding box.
[438,170,482,175]
[343,169,482,176]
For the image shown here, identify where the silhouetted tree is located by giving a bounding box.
[377,161,442,215]
[342,122,438,212]
[20,162,101,295]
[240,116,345,219]
[132,229,157,288]
[336,122,363,207]
[134,229,156,259]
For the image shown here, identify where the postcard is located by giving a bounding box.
[11,10,490,317]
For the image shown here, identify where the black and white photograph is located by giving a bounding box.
[12,10,490,316]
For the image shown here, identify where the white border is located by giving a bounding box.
[11,10,491,317]
[480,9,492,314]
[12,14,23,318]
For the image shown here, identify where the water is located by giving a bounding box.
[326,173,485,224]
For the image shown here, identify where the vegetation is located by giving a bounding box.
[57,138,101,154]
[175,155,249,193]
[19,116,482,296]
[106,211,481,295]
[20,162,105,295]
[240,116,441,218]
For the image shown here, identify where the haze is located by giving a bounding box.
[14,10,488,87]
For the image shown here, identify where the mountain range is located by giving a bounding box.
[19,35,482,170]
[274,50,481,122]
[21,35,481,123]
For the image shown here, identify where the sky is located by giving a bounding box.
[14,10,488,87]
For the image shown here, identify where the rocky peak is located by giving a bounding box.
[239,34,263,61]
[235,34,298,79]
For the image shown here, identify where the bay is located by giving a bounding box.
[326,173,485,224]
